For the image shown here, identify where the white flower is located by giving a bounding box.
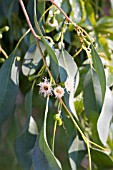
[65,77,74,93]
[54,86,64,98]
[58,42,65,49]
[38,78,52,97]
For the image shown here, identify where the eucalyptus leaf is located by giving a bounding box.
[2,0,19,17]
[68,133,86,170]
[91,45,106,103]
[105,68,113,87]
[22,41,45,76]
[0,53,19,128]
[83,68,102,143]
[69,0,82,23]
[91,148,113,169]
[33,97,62,170]
[14,88,37,170]
[85,3,96,26]
[34,0,59,80]
[37,0,45,21]
[95,17,113,34]
[57,49,79,119]
[83,69,102,117]
[83,68,102,118]
[97,87,113,145]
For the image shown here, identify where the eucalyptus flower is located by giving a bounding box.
[54,86,64,98]
[38,78,52,97]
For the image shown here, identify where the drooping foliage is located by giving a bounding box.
[0,0,113,170]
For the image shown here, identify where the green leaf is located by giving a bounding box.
[105,68,113,87]
[83,69,102,117]
[37,0,45,20]
[85,3,96,26]
[91,45,106,103]
[0,53,19,127]
[2,0,19,17]
[57,49,79,119]
[98,36,111,60]
[34,0,59,80]
[68,133,86,170]
[91,148,113,169]
[0,29,29,130]
[14,88,37,170]
[33,137,50,170]
[22,41,45,76]
[83,69,102,143]
[27,0,45,26]
[97,87,113,145]
[95,17,113,34]
[27,0,34,26]
[74,92,84,116]
[69,0,82,23]
[33,97,62,170]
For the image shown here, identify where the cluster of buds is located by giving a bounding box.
[38,77,74,98]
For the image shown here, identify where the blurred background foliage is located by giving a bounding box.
[0,0,113,170]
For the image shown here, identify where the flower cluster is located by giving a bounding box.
[38,77,74,98]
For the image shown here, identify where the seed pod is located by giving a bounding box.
[53,114,60,121]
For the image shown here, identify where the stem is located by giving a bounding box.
[15,29,30,52]
[19,0,54,81]
[61,99,107,151]
[61,99,85,138]
[19,0,38,38]
[35,40,53,79]
[49,0,92,42]
[52,120,57,153]
[0,45,8,59]
[73,48,82,58]
[49,0,77,27]
[40,5,53,22]
[87,141,92,170]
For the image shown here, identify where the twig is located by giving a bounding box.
[19,0,53,80]
[49,0,92,42]
[0,45,8,59]
[19,0,38,38]
[49,0,77,27]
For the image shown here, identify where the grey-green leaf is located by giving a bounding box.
[34,0,59,80]
[68,134,86,170]
[91,148,113,169]
[97,87,113,145]
[33,97,62,170]
[83,69,102,143]
[14,88,37,170]
[91,45,106,103]
[22,41,45,76]
[57,49,79,119]
[69,0,82,23]
[0,54,19,127]
[83,68,102,118]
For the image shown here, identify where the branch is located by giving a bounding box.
[49,0,77,27]
[49,0,92,41]
[19,0,54,81]
[19,0,38,38]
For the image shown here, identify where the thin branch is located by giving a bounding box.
[49,0,92,42]
[49,0,77,27]
[52,120,57,153]
[0,45,8,59]
[19,0,38,38]
[61,98,107,152]
[19,0,54,80]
